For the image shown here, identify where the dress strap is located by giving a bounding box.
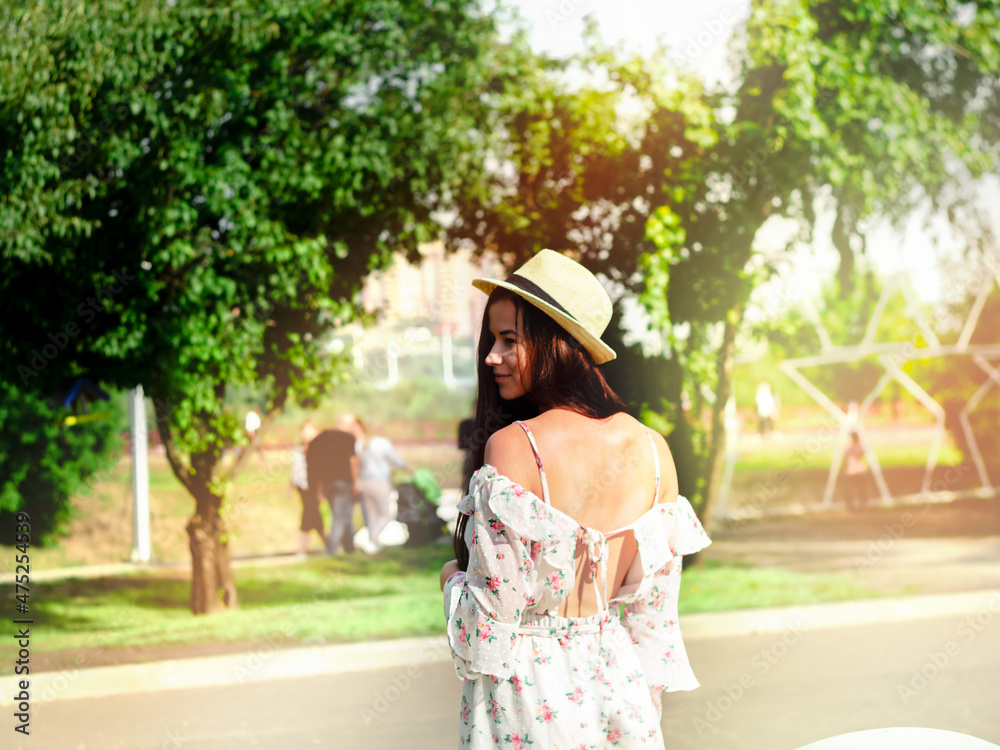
[515,421,551,505]
[646,431,661,507]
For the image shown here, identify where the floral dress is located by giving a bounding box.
[443,422,711,749]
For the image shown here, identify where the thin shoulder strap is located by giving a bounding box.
[515,421,551,505]
[646,431,661,507]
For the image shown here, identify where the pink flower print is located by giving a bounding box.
[511,674,524,692]
[606,727,623,743]
[567,686,585,704]
[461,703,471,722]
[535,702,556,723]
[548,572,562,588]
[505,733,532,749]
[489,518,505,534]
[486,575,502,594]
[558,636,570,648]
[479,623,493,641]
[530,541,542,560]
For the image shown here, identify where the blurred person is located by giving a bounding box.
[245,408,261,440]
[306,413,362,554]
[439,250,710,749]
[755,380,776,437]
[356,417,409,553]
[843,430,869,510]
[288,421,327,559]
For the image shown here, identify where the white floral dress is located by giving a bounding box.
[443,422,711,749]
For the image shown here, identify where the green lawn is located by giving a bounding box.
[733,441,964,472]
[0,545,897,675]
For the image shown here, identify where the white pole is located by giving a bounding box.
[388,336,399,386]
[129,385,151,563]
[442,326,456,388]
[715,395,740,520]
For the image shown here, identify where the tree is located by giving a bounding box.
[0,382,121,544]
[447,2,1000,533]
[0,0,525,612]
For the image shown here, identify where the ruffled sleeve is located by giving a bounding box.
[622,496,711,693]
[443,466,567,681]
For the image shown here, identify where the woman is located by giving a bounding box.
[356,417,409,553]
[288,421,328,559]
[439,250,710,749]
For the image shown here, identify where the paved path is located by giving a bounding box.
[704,536,1000,595]
[12,609,1000,750]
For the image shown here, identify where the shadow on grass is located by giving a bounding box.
[0,543,457,632]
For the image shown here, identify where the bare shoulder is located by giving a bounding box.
[626,417,679,505]
[484,423,538,489]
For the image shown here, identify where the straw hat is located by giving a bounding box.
[473,250,616,364]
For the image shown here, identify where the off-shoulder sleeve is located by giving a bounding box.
[442,467,538,681]
[622,496,711,694]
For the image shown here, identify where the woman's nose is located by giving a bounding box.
[485,349,502,366]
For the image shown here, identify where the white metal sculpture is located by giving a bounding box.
[776,268,1000,511]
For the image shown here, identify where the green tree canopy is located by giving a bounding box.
[447,0,1000,527]
[1,0,527,612]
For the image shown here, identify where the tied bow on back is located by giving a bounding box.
[581,527,611,613]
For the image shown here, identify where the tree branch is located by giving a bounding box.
[154,397,196,495]
[222,406,280,483]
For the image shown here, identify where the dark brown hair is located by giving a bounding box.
[453,288,626,570]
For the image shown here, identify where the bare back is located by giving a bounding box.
[484,409,680,618]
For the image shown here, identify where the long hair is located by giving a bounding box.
[453,288,626,570]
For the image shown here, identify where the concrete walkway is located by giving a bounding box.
[4,586,998,707]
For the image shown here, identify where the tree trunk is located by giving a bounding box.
[186,507,238,615]
[186,450,237,614]
[695,306,740,540]
[153,394,241,617]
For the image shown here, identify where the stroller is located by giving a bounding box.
[395,482,446,547]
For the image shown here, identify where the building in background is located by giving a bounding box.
[339,243,503,388]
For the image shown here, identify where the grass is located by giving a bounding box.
[6,443,465,571]
[0,546,894,675]
[676,559,903,611]
[733,439,964,472]
[0,421,946,675]
[3,420,955,570]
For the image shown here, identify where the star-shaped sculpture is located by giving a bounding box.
[717,265,1000,520]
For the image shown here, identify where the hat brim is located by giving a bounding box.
[473,278,617,364]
